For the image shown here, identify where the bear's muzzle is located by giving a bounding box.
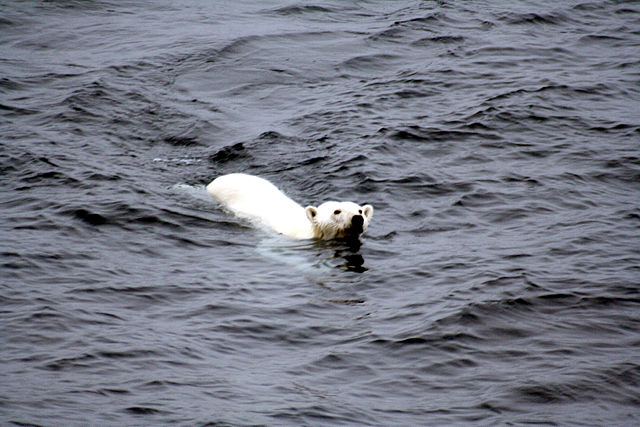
[349,214,364,234]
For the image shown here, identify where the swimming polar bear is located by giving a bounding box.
[206,173,373,240]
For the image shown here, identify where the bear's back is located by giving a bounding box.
[206,173,314,239]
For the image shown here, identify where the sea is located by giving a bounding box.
[1,1,639,425]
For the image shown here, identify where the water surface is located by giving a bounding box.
[1,0,639,425]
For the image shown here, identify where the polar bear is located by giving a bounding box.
[206,173,373,240]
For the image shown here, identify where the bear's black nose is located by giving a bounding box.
[351,214,364,232]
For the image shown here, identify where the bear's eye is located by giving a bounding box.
[333,209,341,215]
[358,209,362,214]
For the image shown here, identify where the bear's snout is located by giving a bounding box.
[350,214,364,233]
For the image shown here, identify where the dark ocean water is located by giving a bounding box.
[2,0,639,425]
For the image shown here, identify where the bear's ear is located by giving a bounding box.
[305,206,318,222]
[362,204,374,219]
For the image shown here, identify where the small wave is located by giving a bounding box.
[511,362,640,405]
[393,13,445,28]
[60,203,183,231]
[44,353,97,371]
[162,135,200,147]
[579,34,628,45]
[71,208,108,226]
[0,76,27,93]
[208,142,249,164]
[412,35,465,46]
[268,4,338,16]
[498,11,573,26]
[339,54,401,72]
[383,124,501,142]
[125,406,168,416]
[0,15,14,27]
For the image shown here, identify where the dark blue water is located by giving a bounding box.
[2,1,639,425]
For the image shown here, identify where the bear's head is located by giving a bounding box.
[305,201,373,240]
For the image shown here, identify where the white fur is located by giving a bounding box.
[206,173,373,240]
